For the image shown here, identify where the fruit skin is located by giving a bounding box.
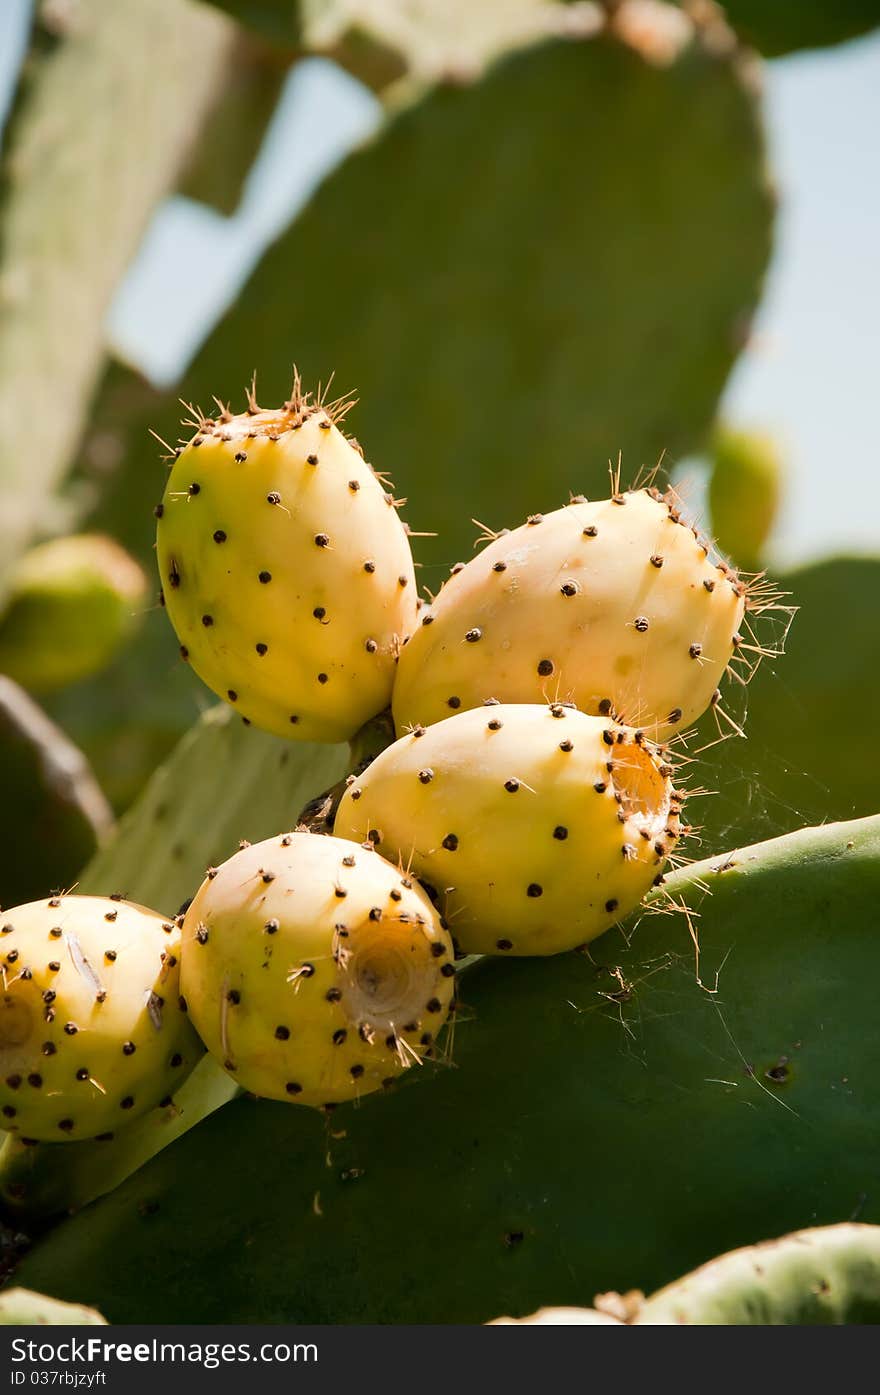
[334,703,682,956]
[0,534,146,694]
[392,488,745,739]
[180,831,455,1107]
[156,389,417,743]
[0,895,203,1143]
[635,1224,880,1325]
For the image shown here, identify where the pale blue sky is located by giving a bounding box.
[1,3,877,564]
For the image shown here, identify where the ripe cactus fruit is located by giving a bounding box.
[179,831,455,1106]
[0,896,202,1143]
[334,703,683,955]
[155,377,418,743]
[392,488,751,739]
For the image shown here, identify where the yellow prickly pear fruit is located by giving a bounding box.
[0,896,202,1142]
[392,488,748,739]
[179,831,455,1107]
[156,376,417,743]
[335,703,684,956]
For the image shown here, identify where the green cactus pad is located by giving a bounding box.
[79,702,348,913]
[699,555,880,850]
[716,0,880,56]
[15,815,880,1321]
[635,1223,880,1324]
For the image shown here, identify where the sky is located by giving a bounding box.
[1,2,877,567]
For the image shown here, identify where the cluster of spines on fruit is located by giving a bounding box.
[0,374,791,1138]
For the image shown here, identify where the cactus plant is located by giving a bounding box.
[0,0,872,1338]
[15,814,880,1321]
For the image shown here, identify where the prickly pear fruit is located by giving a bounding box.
[0,534,146,694]
[156,378,418,743]
[635,1223,880,1325]
[708,423,783,570]
[180,831,455,1107]
[334,703,683,956]
[392,488,749,739]
[0,1287,107,1325]
[0,896,203,1142]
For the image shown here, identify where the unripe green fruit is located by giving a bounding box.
[180,831,455,1107]
[335,703,683,956]
[156,390,417,743]
[0,896,202,1142]
[393,488,745,739]
[0,535,146,694]
[708,424,783,570]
